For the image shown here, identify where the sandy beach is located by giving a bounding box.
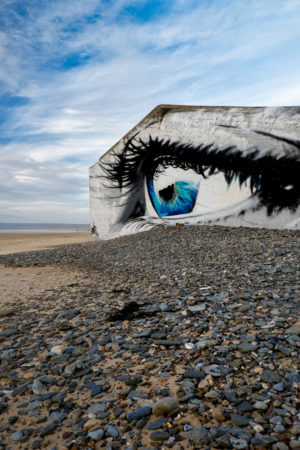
[0,231,94,255]
[0,226,299,449]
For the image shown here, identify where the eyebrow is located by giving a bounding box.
[100,134,300,215]
[218,124,300,150]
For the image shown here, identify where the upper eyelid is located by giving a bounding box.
[100,135,300,192]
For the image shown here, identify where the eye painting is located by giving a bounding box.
[89,106,300,238]
[147,165,200,217]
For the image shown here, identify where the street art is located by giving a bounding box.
[89,106,300,239]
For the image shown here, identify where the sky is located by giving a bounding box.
[0,0,300,224]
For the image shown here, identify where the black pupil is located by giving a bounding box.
[159,184,175,201]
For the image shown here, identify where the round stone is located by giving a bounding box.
[254,401,269,410]
[153,397,179,416]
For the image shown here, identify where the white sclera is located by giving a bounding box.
[146,166,251,218]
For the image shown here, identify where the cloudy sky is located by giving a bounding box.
[1,0,300,223]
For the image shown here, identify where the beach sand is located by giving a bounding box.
[0,226,299,449]
[0,231,94,255]
[0,231,95,307]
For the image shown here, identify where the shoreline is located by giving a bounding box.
[0,231,95,255]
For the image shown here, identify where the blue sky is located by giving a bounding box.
[0,0,300,223]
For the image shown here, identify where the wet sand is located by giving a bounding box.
[0,231,94,255]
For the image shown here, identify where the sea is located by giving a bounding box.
[0,223,90,232]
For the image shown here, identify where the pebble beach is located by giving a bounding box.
[0,225,299,450]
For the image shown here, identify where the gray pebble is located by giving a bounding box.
[10,430,24,441]
[127,406,152,420]
[88,428,104,440]
[87,402,107,414]
[186,426,211,445]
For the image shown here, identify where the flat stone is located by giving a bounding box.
[88,428,104,440]
[40,423,57,436]
[0,308,15,317]
[50,345,65,355]
[26,400,42,411]
[50,411,65,423]
[230,437,248,449]
[147,417,169,430]
[261,370,282,383]
[205,390,219,400]
[238,342,256,353]
[231,413,250,427]
[204,365,222,377]
[183,370,205,379]
[254,432,278,445]
[186,427,211,445]
[32,379,46,395]
[127,406,152,420]
[149,431,170,441]
[107,424,120,438]
[87,403,107,414]
[237,400,253,413]
[10,430,24,441]
[0,328,18,336]
[285,324,300,335]
[188,303,206,313]
[254,401,269,410]
[216,434,232,448]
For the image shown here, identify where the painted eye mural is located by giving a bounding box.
[147,166,200,217]
[89,106,300,239]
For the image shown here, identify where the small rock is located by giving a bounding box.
[0,308,15,317]
[231,413,249,427]
[127,406,152,420]
[40,423,57,436]
[204,365,222,377]
[87,403,107,414]
[50,411,65,423]
[186,427,211,445]
[153,397,178,416]
[185,342,195,350]
[26,400,42,411]
[31,440,43,449]
[10,430,24,441]
[149,431,170,441]
[216,434,232,448]
[285,323,300,335]
[230,436,248,449]
[107,424,120,438]
[261,370,281,384]
[50,345,65,355]
[147,417,169,430]
[254,401,269,410]
[88,428,104,440]
[183,369,205,379]
[84,419,102,430]
[32,379,46,395]
[188,304,206,313]
[275,443,289,450]
[205,390,219,400]
[238,342,256,353]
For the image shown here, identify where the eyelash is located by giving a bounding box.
[100,135,300,216]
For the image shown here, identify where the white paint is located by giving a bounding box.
[89,105,300,239]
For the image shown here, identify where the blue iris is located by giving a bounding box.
[147,174,199,217]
